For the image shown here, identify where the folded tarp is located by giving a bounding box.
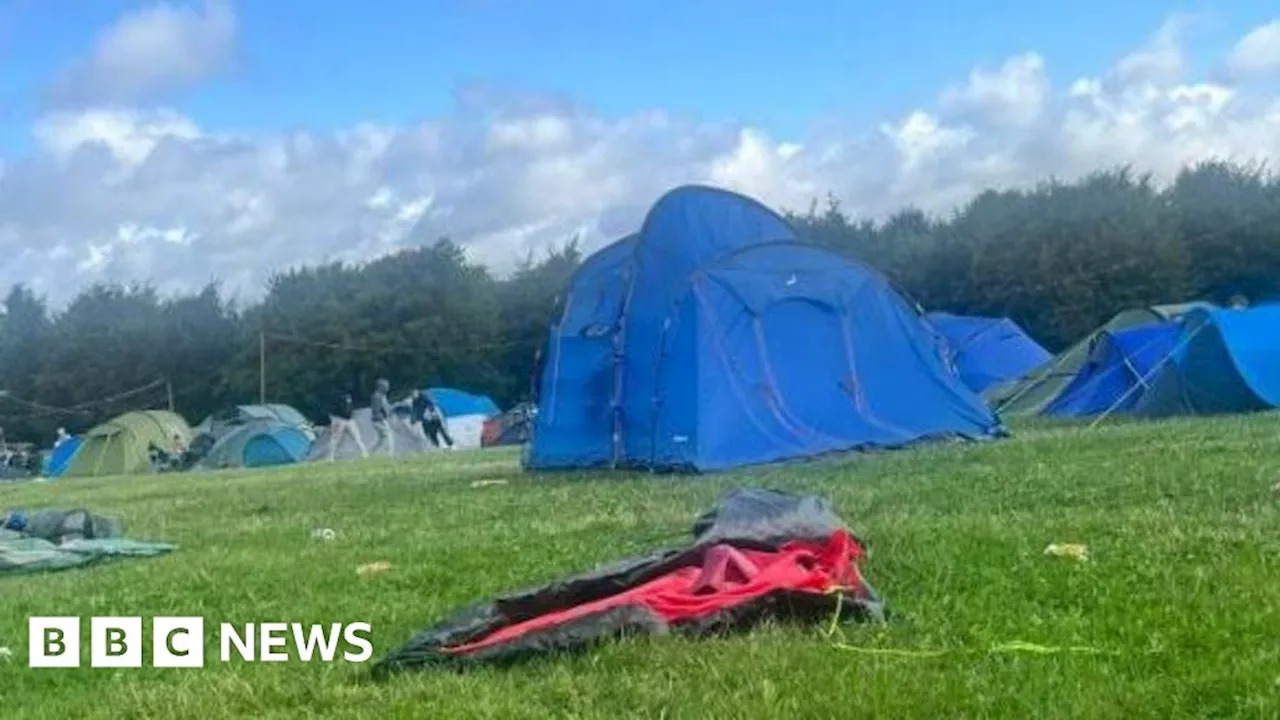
[373,487,884,675]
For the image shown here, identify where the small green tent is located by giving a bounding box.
[61,410,193,478]
[986,302,1213,417]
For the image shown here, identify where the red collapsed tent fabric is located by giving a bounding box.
[373,488,885,675]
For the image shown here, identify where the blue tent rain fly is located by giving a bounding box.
[1041,322,1181,418]
[1136,304,1280,418]
[43,436,82,478]
[925,313,1052,395]
[423,388,501,418]
[527,185,1003,472]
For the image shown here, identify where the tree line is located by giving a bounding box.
[2,159,1278,445]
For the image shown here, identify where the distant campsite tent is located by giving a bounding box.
[195,404,312,438]
[925,312,1051,394]
[1136,304,1280,418]
[527,184,1002,472]
[1041,322,1181,418]
[61,410,193,478]
[196,419,312,470]
[43,436,82,478]
[988,302,1214,416]
[307,408,434,462]
[395,388,500,448]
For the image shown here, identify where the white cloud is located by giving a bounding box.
[3,14,1280,306]
[941,52,1050,127]
[1114,14,1193,84]
[49,0,236,107]
[1227,20,1280,77]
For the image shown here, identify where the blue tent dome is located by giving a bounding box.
[1042,322,1180,418]
[423,388,500,418]
[924,313,1052,394]
[1137,304,1280,417]
[527,185,1002,472]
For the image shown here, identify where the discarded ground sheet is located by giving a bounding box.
[0,509,175,577]
[373,487,885,675]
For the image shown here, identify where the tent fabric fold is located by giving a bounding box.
[372,488,885,675]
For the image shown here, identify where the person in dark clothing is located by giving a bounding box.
[327,391,367,461]
[409,388,454,450]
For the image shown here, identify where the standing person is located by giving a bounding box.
[409,389,455,450]
[328,390,367,461]
[370,378,395,457]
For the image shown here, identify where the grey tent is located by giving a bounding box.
[306,408,436,462]
[195,404,313,439]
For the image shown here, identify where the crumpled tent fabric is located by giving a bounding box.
[528,185,1000,472]
[924,312,1051,394]
[1136,304,1280,418]
[1042,322,1181,418]
[372,487,885,675]
[0,509,174,576]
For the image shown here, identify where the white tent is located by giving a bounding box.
[306,408,437,462]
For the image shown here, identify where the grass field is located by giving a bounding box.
[3,414,1280,718]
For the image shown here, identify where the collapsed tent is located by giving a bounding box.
[0,508,174,576]
[1136,304,1280,418]
[61,410,193,478]
[925,312,1051,394]
[528,185,1001,472]
[482,403,535,447]
[1041,322,1181,418]
[373,487,884,675]
[196,419,312,470]
[307,408,435,462]
[43,436,82,478]
[988,302,1213,416]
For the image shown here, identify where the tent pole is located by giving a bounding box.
[166,380,174,412]
[259,330,266,404]
[1086,321,1209,430]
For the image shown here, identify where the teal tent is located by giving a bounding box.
[196,419,312,470]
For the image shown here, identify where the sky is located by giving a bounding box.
[0,0,1278,306]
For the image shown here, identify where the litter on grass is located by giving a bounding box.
[373,487,885,676]
[357,561,393,576]
[1044,543,1089,561]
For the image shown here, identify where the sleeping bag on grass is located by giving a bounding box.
[373,487,885,675]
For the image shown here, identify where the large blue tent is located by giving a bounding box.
[526,185,1002,472]
[925,313,1052,394]
[1136,304,1280,418]
[1042,322,1181,418]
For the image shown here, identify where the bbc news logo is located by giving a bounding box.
[28,617,373,668]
